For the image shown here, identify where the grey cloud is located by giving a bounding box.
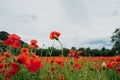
[61,0,91,27]
[0,0,119,49]
[16,14,38,23]
[86,37,112,49]
[112,10,119,16]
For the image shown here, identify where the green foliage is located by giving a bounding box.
[0,31,9,40]
[111,28,120,53]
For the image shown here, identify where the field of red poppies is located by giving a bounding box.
[0,32,120,80]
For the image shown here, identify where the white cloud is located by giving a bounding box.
[0,0,120,49]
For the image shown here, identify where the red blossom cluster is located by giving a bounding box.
[69,49,83,58]
[4,52,10,57]
[49,57,64,67]
[74,61,81,70]
[5,63,19,79]
[26,58,42,73]
[3,34,21,48]
[29,39,39,49]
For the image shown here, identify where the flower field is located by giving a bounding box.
[0,32,120,80]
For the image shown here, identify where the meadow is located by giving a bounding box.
[0,32,120,80]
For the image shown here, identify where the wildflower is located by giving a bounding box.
[3,34,21,48]
[3,39,13,46]
[45,57,49,63]
[17,54,29,65]
[106,62,114,69]
[0,58,3,63]
[26,58,42,73]
[94,64,100,70]
[116,56,120,62]
[11,62,20,70]
[50,31,61,40]
[50,67,56,72]
[5,63,19,78]
[12,40,21,48]
[69,50,82,58]
[4,52,10,57]
[29,39,39,49]
[8,34,21,41]
[0,63,3,68]
[76,50,83,55]
[74,61,81,70]
[56,57,64,66]
[0,65,5,74]
[59,74,65,80]
[50,59,55,65]
[69,49,75,56]
[21,48,29,53]
[116,66,120,71]
[31,53,37,59]
[20,48,29,55]
[101,62,106,68]
[116,66,120,74]
[30,39,37,45]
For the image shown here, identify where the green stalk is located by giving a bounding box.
[49,40,55,57]
[58,40,64,57]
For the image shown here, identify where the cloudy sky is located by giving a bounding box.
[0,0,120,49]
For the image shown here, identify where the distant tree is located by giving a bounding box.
[102,47,105,51]
[78,47,85,51]
[63,48,69,56]
[0,31,9,40]
[85,47,91,56]
[71,47,76,50]
[111,28,120,53]
[90,49,101,56]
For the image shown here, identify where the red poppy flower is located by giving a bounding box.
[74,61,81,70]
[31,39,37,45]
[56,57,64,66]
[12,40,21,48]
[50,59,55,65]
[26,58,42,73]
[31,53,37,59]
[116,56,120,62]
[17,54,29,65]
[29,39,39,49]
[50,31,61,40]
[8,34,21,41]
[50,67,56,72]
[116,66,120,71]
[0,63,3,68]
[76,51,83,55]
[94,64,100,70]
[106,62,114,69]
[4,52,10,57]
[11,62,19,70]
[5,63,19,78]
[21,48,29,53]
[3,34,21,48]
[0,58,3,63]
[116,66,120,74]
[69,49,75,56]
[3,39,13,46]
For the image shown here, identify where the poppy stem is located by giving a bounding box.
[49,40,55,57]
[58,40,64,57]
